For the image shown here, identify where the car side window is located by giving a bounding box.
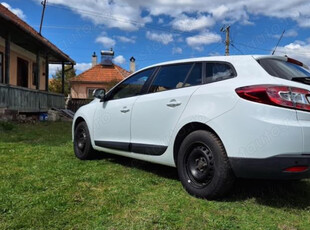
[183,63,202,87]
[205,62,236,83]
[109,68,154,100]
[149,63,193,93]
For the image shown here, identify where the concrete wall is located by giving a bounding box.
[0,37,46,90]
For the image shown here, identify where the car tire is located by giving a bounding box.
[74,121,95,160]
[177,130,235,199]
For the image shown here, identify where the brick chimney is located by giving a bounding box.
[92,52,97,67]
[130,56,136,73]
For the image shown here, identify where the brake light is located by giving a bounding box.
[283,166,308,172]
[287,57,303,67]
[236,85,310,112]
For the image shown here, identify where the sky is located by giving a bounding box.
[2,0,310,76]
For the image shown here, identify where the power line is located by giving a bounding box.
[230,43,244,55]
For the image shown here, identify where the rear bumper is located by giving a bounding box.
[229,154,310,179]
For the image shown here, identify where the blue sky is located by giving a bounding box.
[2,0,310,76]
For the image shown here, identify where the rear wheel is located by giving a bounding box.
[74,121,95,160]
[177,130,235,199]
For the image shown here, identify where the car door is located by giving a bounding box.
[130,62,203,155]
[93,68,155,151]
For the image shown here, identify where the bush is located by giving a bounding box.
[0,121,15,131]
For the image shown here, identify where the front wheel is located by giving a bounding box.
[74,121,95,160]
[177,130,235,199]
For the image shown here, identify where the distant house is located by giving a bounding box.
[0,4,75,114]
[70,51,132,99]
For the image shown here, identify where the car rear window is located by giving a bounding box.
[258,58,310,80]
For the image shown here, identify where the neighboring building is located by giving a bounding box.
[70,51,132,99]
[0,4,75,113]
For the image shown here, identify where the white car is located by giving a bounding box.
[72,55,310,199]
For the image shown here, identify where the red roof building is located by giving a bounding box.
[70,52,131,99]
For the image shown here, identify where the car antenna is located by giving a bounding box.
[272,30,285,55]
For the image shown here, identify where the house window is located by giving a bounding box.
[87,88,96,98]
[17,57,29,88]
[0,52,3,84]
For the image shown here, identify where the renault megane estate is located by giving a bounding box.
[72,55,310,199]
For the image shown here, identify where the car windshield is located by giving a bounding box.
[258,58,310,80]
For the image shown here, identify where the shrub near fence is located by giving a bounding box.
[67,99,93,112]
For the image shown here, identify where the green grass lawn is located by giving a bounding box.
[0,122,309,230]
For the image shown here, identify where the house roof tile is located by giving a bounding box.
[70,64,131,83]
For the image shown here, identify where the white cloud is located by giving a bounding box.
[115,36,136,43]
[274,40,310,67]
[146,31,173,45]
[186,31,222,51]
[171,14,215,32]
[272,29,298,39]
[172,47,182,54]
[1,2,26,20]
[49,64,61,77]
[49,63,92,77]
[209,51,221,56]
[75,63,92,72]
[34,0,310,31]
[96,36,116,48]
[113,55,126,65]
[211,5,229,19]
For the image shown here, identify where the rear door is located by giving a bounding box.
[130,62,203,155]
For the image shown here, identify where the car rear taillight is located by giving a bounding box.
[283,166,309,172]
[235,85,310,112]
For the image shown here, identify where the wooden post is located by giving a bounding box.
[225,26,230,56]
[45,55,49,91]
[61,62,65,94]
[5,32,10,85]
[36,51,40,90]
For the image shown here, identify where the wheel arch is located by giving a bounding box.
[173,122,224,165]
[74,116,86,130]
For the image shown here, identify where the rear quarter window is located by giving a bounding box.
[204,62,236,83]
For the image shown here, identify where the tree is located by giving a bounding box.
[49,65,76,96]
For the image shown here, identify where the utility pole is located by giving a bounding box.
[221,26,230,56]
[39,0,47,35]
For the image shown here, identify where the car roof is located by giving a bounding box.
[137,55,289,71]
[132,55,308,76]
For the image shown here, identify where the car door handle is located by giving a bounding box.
[120,107,130,113]
[166,99,182,108]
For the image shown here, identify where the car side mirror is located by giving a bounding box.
[93,88,106,101]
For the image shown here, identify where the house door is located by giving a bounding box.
[17,58,29,87]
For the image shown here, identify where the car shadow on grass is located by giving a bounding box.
[92,151,179,181]
[92,152,310,209]
[223,179,310,209]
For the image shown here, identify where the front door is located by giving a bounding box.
[93,68,155,151]
[17,58,29,87]
[130,63,203,155]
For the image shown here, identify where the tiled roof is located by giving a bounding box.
[70,64,131,83]
[0,4,75,64]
